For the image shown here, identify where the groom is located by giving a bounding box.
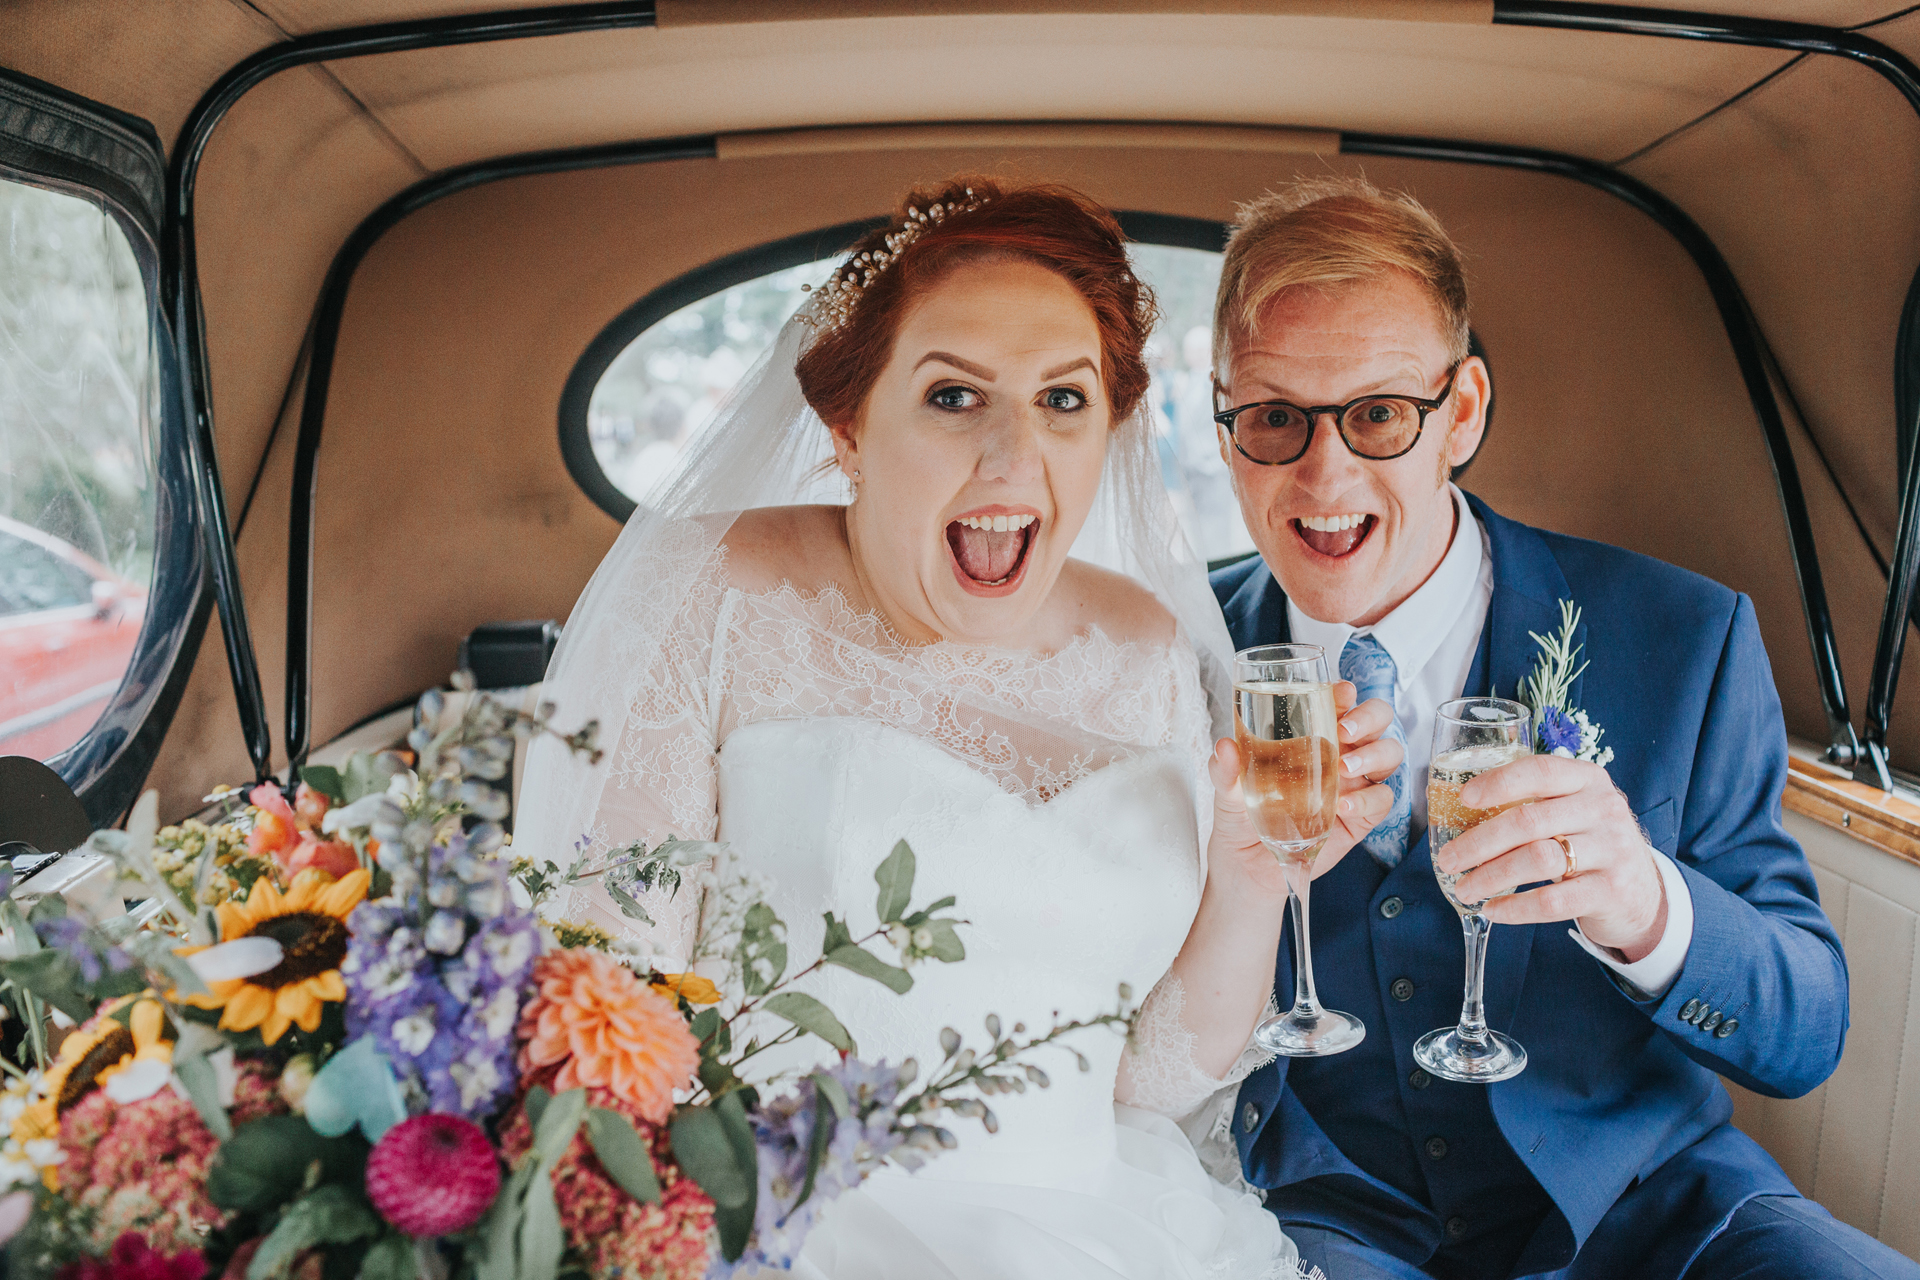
[1211,178,1916,1279]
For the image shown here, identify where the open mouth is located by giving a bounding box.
[946,512,1040,596]
[1293,513,1377,560]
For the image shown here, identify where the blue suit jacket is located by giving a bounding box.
[1214,493,1848,1277]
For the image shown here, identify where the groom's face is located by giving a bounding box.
[1220,271,1487,628]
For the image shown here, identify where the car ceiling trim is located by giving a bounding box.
[715,122,1338,160]
[655,0,1491,24]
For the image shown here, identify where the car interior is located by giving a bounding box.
[2,0,1919,1261]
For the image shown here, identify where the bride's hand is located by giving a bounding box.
[1206,681,1404,890]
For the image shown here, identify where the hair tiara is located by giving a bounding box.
[798,189,989,333]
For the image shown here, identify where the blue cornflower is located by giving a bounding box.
[1538,706,1583,756]
[33,915,132,985]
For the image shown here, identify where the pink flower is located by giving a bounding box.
[499,1070,714,1280]
[364,1115,501,1237]
[246,784,298,862]
[59,1231,205,1280]
[58,1089,226,1257]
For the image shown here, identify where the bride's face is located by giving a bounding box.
[832,257,1112,646]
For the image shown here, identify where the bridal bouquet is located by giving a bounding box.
[0,679,1133,1280]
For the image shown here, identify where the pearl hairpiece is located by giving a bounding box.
[799,189,989,333]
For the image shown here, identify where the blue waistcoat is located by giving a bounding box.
[1212,493,1847,1279]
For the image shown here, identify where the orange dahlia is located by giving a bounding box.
[517,951,700,1123]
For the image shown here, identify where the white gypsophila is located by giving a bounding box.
[690,846,778,989]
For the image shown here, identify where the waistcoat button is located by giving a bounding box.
[1409,1069,1432,1090]
[1380,896,1404,919]
[1242,1102,1260,1133]
[1425,1136,1449,1160]
[1715,1019,1739,1038]
[1445,1216,1468,1241]
[1391,977,1415,1002]
[1679,998,1701,1022]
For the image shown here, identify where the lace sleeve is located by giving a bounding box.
[548,561,731,967]
[1115,974,1277,1189]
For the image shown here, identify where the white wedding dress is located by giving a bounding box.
[539,547,1310,1280]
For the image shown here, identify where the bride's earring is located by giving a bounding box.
[848,468,861,498]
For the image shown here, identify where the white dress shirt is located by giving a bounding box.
[1285,485,1692,1000]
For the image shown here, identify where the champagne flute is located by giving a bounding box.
[1414,696,1534,1083]
[1236,644,1365,1057]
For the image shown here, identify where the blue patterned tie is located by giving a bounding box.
[1340,633,1411,869]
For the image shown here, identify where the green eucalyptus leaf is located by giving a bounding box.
[210,1116,368,1214]
[713,1092,759,1260]
[27,895,66,926]
[583,1107,662,1204]
[811,1072,851,1120]
[245,1185,380,1280]
[820,912,853,955]
[762,991,855,1053]
[355,1233,416,1280]
[298,765,347,805]
[0,950,93,1023]
[873,840,916,925]
[824,944,912,994]
[922,918,966,964]
[689,1007,722,1048]
[531,1088,587,1166]
[524,1086,552,1132]
[792,1088,835,1213]
[735,902,787,998]
[340,753,394,804]
[473,1164,533,1280]
[519,1165,566,1280]
[603,877,654,927]
[171,1045,232,1141]
[921,895,957,915]
[668,1106,752,1209]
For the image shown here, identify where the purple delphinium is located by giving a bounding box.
[342,831,539,1120]
[709,1059,910,1279]
[1537,706,1582,757]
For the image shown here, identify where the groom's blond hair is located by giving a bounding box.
[1214,176,1470,376]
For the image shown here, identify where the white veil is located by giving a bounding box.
[515,310,1237,872]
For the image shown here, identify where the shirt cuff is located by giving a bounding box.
[1568,849,1694,1001]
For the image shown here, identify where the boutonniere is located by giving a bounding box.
[1516,599,1615,768]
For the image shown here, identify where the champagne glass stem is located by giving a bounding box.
[1456,910,1493,1046]
[1282,860,1323,1018]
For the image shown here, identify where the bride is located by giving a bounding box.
[517,178,1400,1279]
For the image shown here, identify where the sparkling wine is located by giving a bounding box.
[1235,680,1340,863]
[1429,742,1531,914]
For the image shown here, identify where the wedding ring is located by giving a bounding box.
[1554,835,1577,881]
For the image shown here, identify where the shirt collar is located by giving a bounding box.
[1287,485,1485,689]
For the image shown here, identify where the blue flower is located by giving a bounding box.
[343,835,539,1120]
[1538,706,1582,757]
[708,1059,910,1278]
[33,915,131,985]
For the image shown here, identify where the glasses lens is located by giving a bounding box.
[1232,404,1312,463]
[1342,398,1422,458]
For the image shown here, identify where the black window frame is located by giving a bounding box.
[0,67,211,825]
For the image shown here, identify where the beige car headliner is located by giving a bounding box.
[4,1,1918,812]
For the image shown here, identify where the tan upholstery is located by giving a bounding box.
[1732,813,1920,1259]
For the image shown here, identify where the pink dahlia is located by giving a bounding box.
[364,1114,501,1237]
[59,1232,206,1280]
[499,1070,714,1280]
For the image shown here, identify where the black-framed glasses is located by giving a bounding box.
[1213,362,1462,466]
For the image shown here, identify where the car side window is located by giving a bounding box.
[0,176,158,762]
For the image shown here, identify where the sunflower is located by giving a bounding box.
[14,995,174,1185]
[184,867,369,1045]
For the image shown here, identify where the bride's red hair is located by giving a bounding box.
[795,177,1158,429]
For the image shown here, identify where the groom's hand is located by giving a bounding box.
[1438,755,1667,961]
[1206,682,1403,890]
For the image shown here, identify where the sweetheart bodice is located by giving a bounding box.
[718,716,1203,1188]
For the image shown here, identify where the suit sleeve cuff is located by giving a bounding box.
[1567,849,1694,1001]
